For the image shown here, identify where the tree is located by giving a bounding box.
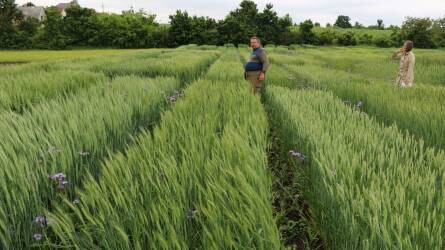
[168,10,193,46]
[314,22,320,27]
[0,0,23,48]
[299,19,315,44]
[23,2,34,6]
[326,23,331,27]
[36,7,67,49]
[218,0,259,45]
[377,19,384,29]
[217,1,292,46]
[432,17,445,48]
[334,15,352,28]
[337,31,357,46]
[354,21,364,29]
[16,17,40,48]
[190,16,218,45]
[316,29,335,45]
[400,17,435,48]
[63,5,99,46]
[256,4,291,45]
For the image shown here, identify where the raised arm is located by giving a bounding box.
[392,48,404,60]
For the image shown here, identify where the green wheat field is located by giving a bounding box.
[1,45,445,249]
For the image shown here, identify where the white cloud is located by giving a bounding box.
[16,0,445,25]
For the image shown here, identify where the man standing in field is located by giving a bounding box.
[392,40,415,88]
[245,37,269,94]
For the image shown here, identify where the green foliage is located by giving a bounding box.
[169,10,218,46]
[337,31,357,46]
[401,17,436,48]
[36,7,68,49]
[217,1,292,46]
[0,0,23,48]
[2,0,445,49]
[299,19,316,44]
[334,15,352,28]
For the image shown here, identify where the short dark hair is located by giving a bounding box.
[250,37,261,44]
[405,40,413,52]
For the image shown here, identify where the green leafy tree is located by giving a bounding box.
[36,6,68,49]
[63,5,99,46]
[16,17,40,48]
[334,15,352,28]
[316,29,335,45]
[217,0,259,45]
[400,17,435,48]
[0,0,22,48]
[190,16,218,45]
[377,19,384,29]
[299,19,316,44]
[337,31,357,46]
[168,10,193,46]
[432,17,445,47]
[354,22,364,28]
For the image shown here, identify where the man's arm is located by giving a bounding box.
[259,50,270,73]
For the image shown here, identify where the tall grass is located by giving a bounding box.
[0,76,180,249]
[0,70,106,112]
[272,48,445,86]
[94,50,220,82]
[44,79,281,249]
[265,86,445,249]
[267,49,445,150]
[206,49,244,81]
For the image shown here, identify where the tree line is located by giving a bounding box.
[1,0,444,49]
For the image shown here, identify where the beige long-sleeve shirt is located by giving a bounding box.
[393,51,415,87]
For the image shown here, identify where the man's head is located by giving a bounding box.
[404,40,413,52]
[250,37,261,49]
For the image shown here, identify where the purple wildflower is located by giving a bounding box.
[49,173,66,182]
[33,233,43,241]
[34,215,47,227]
[58,180,69,190]
[169,96,177,103]
[79,151,90,157]
[186,209,198,220]
[289,150,307,163]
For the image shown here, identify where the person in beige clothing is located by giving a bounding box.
[392,40,415,88]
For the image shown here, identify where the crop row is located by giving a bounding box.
[0,76,180,249]
[266,55,445,150]
[265,85,445,249]
[43,78,281,249]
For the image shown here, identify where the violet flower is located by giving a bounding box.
[33,233,43,241]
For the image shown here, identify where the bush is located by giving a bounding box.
[357,33,373,45]
[316,30,335,45]
[373,36,393,47]
[336,31,357,46]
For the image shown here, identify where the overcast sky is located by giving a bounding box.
[17,0,445,26]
